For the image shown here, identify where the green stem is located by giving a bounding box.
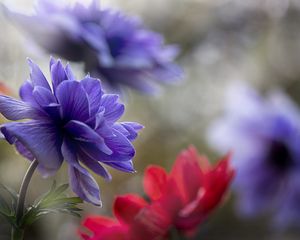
[11,159,38,240]
[11,227,24,240]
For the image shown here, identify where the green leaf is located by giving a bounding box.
[0,183,18,202]
[0,194,11,215]
[20,182,82,227]
[0,183,18,212]
[0,183,17,227]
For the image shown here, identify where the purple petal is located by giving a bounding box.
[79,151,112,181]
[43,104,61,121]
[99,69,159,94]
[82,24,113,66]
[1,121,63,172]
[65,64,76,81]
[104,129,135,160]
[62,139,101,206]
[81,77,103,116]
[94,110,115,138]
[64,120,112,155]
[68,166,101,206]
[37,164,58,178]
[56,80,90,121]
[49,56,56,69]
[0,95,44,120]
[27,58,51,90]
[50,59,68,91]
[80,129,135,162]
[100,94,124,124]
[35,0,60,14]
[105,160,135,173]
[150,63,183,83]
[19,80,40,108]
[113,122,144,141]
[33,86,56,107]
[15,140,34,160]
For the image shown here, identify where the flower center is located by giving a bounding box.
[107,36,126,57]
[268,140,293,171]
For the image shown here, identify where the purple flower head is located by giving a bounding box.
[207,83,300,227]
[3,0,183,94]
[0,57,143,206]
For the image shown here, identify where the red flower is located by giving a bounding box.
[80,194,169,240]
[80,216,127,240]
[0,82,11,95]
[80,146,234,240]
[143,146,234,236]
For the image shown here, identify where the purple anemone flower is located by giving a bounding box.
[0,57,143,206]
[207,83,300,226]
[3,0,182,94]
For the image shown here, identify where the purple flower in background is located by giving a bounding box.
[207,83,300,227]
[3,0,182,94]
[0,57,143,206]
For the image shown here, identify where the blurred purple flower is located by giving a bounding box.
[0,57,143,206]
[207,83,300,226]
[3,0,182,94]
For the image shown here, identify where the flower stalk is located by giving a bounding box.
[11,159,38,240]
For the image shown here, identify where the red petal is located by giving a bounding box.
[170,146,204,203]
[99,225,128,240]
[114,194,148,225]
[82,216,118,234]
[130,202,173,240]
[143,165,168,201]
[187,145,211,171]
[189,153,234,216]
[78,232,90,240]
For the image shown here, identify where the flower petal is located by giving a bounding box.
[150,63,183,83]
[15,140,34,160]
[100,94,124,124]
[19,80,39,108]
[113,122,144,141]
[64,120,112,155]
[33,86,56,106]
[81,77,103,116]
[80,129,135,162]
[105,160,135,173]
[27,58,51,90]
[50,58,68,91]
[82,216,118,234]
[114,194,148,225]
[79,150,112,181]
[56,80,90,121]
[65,63,76,81]
[170,147,204,204]
[68,165,101,206]
[129,198,174,239]
[143,166,167,201]
[62,138,101,206]
[1,121,63,172]
[0,95,44,120]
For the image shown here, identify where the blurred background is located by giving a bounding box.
[1,0,300,239]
